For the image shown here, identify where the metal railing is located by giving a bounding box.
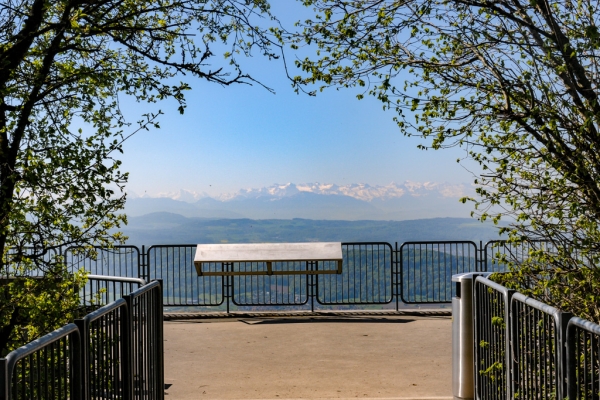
[77,298,131,400]
[65,246,141,278]
[0,324,82,400]
[83,275,146,307]
[146,245,223,307]
[471,276,600,400]
[318,243,393,305]
[510,293,571,400]
[125,282,164,400]
[14,240,551,311]
[567,317,600,399]
[51,240,535,310]
[0,280,164,400]
[400,241,478,303]
[473,277,514,400]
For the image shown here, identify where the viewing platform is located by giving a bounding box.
[5,240,598,400]
[162,311,452,400]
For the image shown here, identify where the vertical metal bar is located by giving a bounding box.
[58,340,63,400]
[0,358,7,400]
[71,330,82,400]
[75,319,87,400]
[394,243,399,311]
[155,280,165,400]
[310,261,315,312]
[121,301,132,400]
[510,299,518,399]
[558,311,572,400]
[400,243,405,303]
[140,246,145,281]
[226,264,231,314]
[473,280,480,399]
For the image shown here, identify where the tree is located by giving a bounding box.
[289,0,600,321]
[0,0,280,354]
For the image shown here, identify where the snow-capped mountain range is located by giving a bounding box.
[131,181,472,203]
[125,181,475,220]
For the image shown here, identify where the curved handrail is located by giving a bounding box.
[87,274,146,286]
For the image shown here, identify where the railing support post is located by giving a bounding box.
[394,242,399,312]
[223,263,233,314]
[140,245,146,281]
[0,358,7,400]
[74,319,88,400]
[156,279,165,400]
[305,261,317,312]
[558,311,573,400]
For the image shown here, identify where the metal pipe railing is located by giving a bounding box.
[0,280,164,400]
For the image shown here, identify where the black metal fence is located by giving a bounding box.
[0,280,164,400]
[567,317,600,399]
[83,275,146,307]
[400,241,478,303]
[0,324,82,400]
[473,277,514,399]
[472,276,600,400]
[55,241,535,310]
[510,293,571,399]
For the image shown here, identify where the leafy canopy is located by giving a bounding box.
[0,0,279,354]
[290,0,600,320]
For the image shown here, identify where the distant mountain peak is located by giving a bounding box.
[130,181,473,205]
[125,181,475,220]
[215,181,471,202]
[130,189,209,203]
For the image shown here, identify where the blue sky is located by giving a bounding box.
[119,2,478,199]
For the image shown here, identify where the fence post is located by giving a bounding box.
[124,294,135,400]
[74,318,88,400]
[399,242,404,303]
[558,311,573,400]
[70,330,83,400]
[503,288,515,400]
[483,242,489,271]
[566,321,577,400]
[0,358,7,400]
[156,279,165,400]
[395,242,399,312]
[309,261,316,313]
[140,245,145,281]
[509,298,518,399]
[477,241,483,272]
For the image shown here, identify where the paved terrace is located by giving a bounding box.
[163,312,453,400]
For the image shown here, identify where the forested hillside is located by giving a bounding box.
[121,213,505,245]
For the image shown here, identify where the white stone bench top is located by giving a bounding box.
[193,242,343,264]
[193,242,343,276]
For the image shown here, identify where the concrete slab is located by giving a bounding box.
[164,315,452,400]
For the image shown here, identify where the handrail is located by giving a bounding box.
[87,274,146,286]
[126,279,160,299]
[474,275,512,295]
[0,323,81,400]
[1,279,164,400]
[81,297,127,324]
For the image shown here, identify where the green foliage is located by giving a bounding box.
[491,316,505,329]
[0,0,279,353]
[289,0,600,322]
[480,361,503,381]
[0,257,88,356]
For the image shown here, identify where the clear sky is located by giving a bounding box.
[118,2,478,199]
